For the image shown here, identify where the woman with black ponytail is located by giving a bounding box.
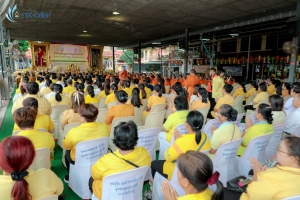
[143,84,167,117]
[151,110,211,180]
[191,87,210,110]
[237,103,274,156]
[138,83,147,99]
[85,85,99,104]
[105,83,118,106]
[48,84,71,107]
[98,79,111,99]
[162,151,224,200]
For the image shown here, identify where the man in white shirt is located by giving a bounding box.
[56,76,65,88]
[284,93,300,135]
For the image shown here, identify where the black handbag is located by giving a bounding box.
[227,176,248,193]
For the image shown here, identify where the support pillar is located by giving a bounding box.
[184,28,189,74]
[138,40,141,73]
[246,35,251,83]
[112,46,115,71]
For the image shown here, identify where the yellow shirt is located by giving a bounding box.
[13,113,54,132]
[18,129,55,152]
[105,104,134,125]
[85,95,99,104]
[163,133,211,179]
[240,166,300,200]
[48,95,71,107]
[63,122,109,161]
[124,87,132,96]
[105,93,117,105]
[61,109,81,125]
[15,88,20,94]
[51,79,58,83]
[0,169,63,200]
[211,94,235,118]
[177,189,213,200]
[145,87,152,99]
[130,85,136,91]
[267,85,275,95]
[163,110,189,143]
[212,76,225,99]
[233,87,245,98]
[91,147,151,199]
[237,121,274,156]
[63,85,75,94]
[40,87,52,97]
[253,91,269,108]
[147,95,167,110]
[190,100,210,111]
[210,122,241,151]
[245,88,256,99]
[98,90,110,99]
[12,94,52,115]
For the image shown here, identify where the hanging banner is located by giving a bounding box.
[49,44,89,72]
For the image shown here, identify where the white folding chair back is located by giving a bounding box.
[176,123,188,134]
[37,128,48,132]
[96,108,108,123]
[63,93,70,97]
[98,97,106,109]
[196,107,210,123]
[284,95,292,102]
[260,98,269,104]
[39,195,58,200]
[265,124,285,160]
[12,130,20,136]
[245,95,255,105]
[233,113,245,126]
[212,138,243,187]
[134,105,145,126]
[101,166,149,200]
[150,103,166,113]
[245,84,250,91]
[107,101,118,109]
[170,165,186,196]
[69,137,110,199]
[233,95,245,114]
[50,105,70,139]
[236,134,273,176]
[28,148,51,171]
[143,99,148,111]
[152,172,168,200]
[109,116,135,151]
[202,118,222,140]
[143,111,166,129]
[283,195,300,200]
[92,102,99,109]
[165,86,170,94]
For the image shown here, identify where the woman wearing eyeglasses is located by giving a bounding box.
[239,136,300,199]
[209,104,241,157]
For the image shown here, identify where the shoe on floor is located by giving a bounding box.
[64,175,69,183]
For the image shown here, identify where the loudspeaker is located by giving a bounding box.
[133,47,138,54]
[179,39,185,50]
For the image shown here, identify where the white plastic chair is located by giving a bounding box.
[150,103,166,113]
[265,124,285,160]
[233,113,245,126]
[233,95,245,114]
[12,128,48,136]
[165,86,170,94]
[134,105,145,126]
[98,97,106,109]
[283,195,300,200]
[50,105,70,139]
[142,99,148,111]
[107,101,118,109]
[201,118,222,140]
[142,111,166,129]
[92,102,99,109]
[92,166,149,200]
[69,137,110,199]
[196,107,210,124]
[175,123,188,134]
[109,116,135,151]
[212,138,243,187]
[28,148,51,171]
[236,134,273,176]
[96,108,108,123]
[40,195,59,200]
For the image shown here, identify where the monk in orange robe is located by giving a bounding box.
[185,69,199,99]
[119,66,128,85]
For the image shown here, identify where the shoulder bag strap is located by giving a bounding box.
[196,133,207,152]
[112,153,140,168]
[230,123,236,141]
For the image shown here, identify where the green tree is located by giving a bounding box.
[18,40,29,54]
[120,49,134,64]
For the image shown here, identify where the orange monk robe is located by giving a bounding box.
[207,74,217,93]
[139,78,144,84]
[185,75,199,99]
[178,78,185,88]
[151,78,158,86]
[164,80,171,86]
[119,70,128,85]
[106,74,111,80]
[199,79,206,85]
[170,79,177,88]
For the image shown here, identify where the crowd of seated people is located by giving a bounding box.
[1,70,299,200]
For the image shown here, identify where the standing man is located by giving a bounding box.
[185,69,199,100]
[212,69,225,101]
[119,66,128,85]
[207,68,217,111]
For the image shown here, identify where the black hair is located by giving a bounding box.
[123,80,130,88]
[172,82,182,95]
[223,84,233,94]
[283,83,291,94]
[178,89,188,99]
[159,79,166,94]
[26,82,39,94]
[116,90,128,103]
[211,68,216,72]
[103,79,111,96]
[177,151,224,200]
[52,74,57,80]
[45,79,52,87]
[238,81,246,93]
[186,111,204,144]
[258,103,273,124]
[258,82,267,92]
[217,69,225,76]
[86,79,92,85]
[174,96,188,111]
[198,88,208,103]
[114,77,120,85]
[113,121,138,150]
[53,84,63,102]
[111,83,118,94]
[269,94,283,111]
[276,85,282,96]
[131,88,143,108]
[154,84,163,97]
[138,84,147,99]
[193,84,201,95]
[87,85,95,98]
[57,76,62,81]
[67,79,73,85]
[219,104,238,121]
[284,136,300,166]
[77,83,85,93]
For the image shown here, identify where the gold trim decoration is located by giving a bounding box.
[28,40,50,70]
[87,45,104,70]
